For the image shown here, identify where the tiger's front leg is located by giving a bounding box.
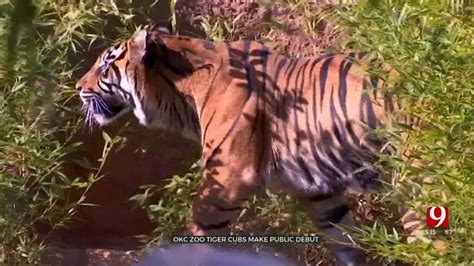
[299,191,368,266]
[186,163,261,236]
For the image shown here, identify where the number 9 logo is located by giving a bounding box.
[426,207,449,228]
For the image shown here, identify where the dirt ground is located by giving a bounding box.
[177,0,343,56]
[41,0,347,265]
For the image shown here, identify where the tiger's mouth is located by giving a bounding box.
[82,96,131,127]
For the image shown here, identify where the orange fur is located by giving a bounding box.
[76,28,420,264]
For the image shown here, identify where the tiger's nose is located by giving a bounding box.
[75,83,82,91]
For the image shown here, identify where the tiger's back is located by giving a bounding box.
[222,40,387,196]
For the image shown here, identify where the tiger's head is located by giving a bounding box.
[75,26,183,128]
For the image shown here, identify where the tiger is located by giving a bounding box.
[75,26,423,265]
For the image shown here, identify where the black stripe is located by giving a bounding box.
[202,110,216,143]
[370,75,379,89]
[100,81,129,101]
[272,57,287,116]
[248,45,263,141]
[281,60,299,151]
[360,84,377,129]
[293,60,310,146]
[114,45,128,61]
[102,80,133,105]
[298,59,311,98]
[110,64,122,84]
[304,87,342,180]
[329,89,367,175]
[256,47,270,173]
[283,59,298,77]
[319,57,334,112]
[162,47,193,76]
[320,205,349,224]
[345,119,360,146]
[97,79,113,94]
[309,56,327,136]
[243,41,253,93]
[317,121,342,179]
[102,49,110,62]
[296,157,314,184]
[338,56,353,119]
[329,88,347,147]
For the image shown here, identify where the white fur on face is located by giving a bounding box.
[131,90,149,126]
[93,107,130,126]
[128,30,152,127]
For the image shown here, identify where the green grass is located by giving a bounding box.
[330,1,474,264]
[0,0,150,264]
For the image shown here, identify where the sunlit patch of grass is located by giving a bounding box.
[329,1,474,264]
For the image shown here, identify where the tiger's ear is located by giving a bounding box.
[130,30,148,58]
[129,29,160,68]
[130,28,194,74]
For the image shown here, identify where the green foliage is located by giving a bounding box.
[329,0,474,264]
[0,1,84,263]
[201,14,247,42]
[130,162,203,246]
[0,0,149,264]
